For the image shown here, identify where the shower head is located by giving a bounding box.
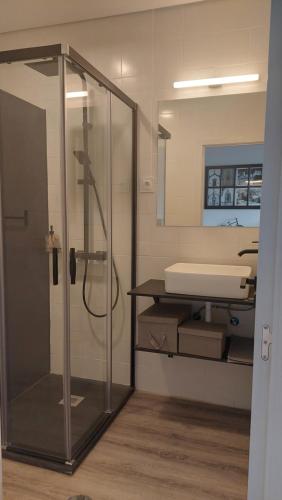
[26,58,85,78]
[73,150,91,167]
[158,123,171,140]
[26,59,59,77]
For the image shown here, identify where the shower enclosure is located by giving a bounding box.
[0,44,137,473]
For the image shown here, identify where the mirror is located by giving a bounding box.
[157,92,266,227]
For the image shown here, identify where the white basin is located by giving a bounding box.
[164,263,252,299]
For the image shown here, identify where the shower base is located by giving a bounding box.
[3,374,133,474]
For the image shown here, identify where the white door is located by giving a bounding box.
[248,0,282,498]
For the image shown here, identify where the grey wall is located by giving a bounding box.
[0,90,50,400]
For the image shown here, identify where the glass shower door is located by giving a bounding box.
[64,59,111,454]
[0,44,136,473]
[0,56,67,460]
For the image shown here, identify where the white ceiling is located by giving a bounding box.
[0,0,206,34]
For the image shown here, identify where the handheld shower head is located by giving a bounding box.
[73,149,91,167]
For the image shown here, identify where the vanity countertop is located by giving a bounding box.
[128,279,255,306]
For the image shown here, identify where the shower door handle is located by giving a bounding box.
[52,248,59,285]
[69,248,77,285]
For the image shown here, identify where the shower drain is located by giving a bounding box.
[59,395,85,407]
[68,496,92,500]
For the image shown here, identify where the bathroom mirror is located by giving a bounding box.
[157,92,266,227]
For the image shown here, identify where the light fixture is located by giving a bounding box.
[160,110,173,118]
[173,74,260,89]
[66,90,88,99]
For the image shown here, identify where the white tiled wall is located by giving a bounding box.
[0,0,271,408]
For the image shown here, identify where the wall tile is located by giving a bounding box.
[182,29,251,71]
[249,26,270,63]
[153,5,185,40]
[136,351,253,409]
[182,0,271,35]
[154,36,183,90]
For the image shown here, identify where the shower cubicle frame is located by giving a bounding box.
[0,44,137,473]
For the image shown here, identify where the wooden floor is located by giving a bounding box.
[3,392,250,500]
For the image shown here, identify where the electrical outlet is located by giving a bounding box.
[139,176,154,193]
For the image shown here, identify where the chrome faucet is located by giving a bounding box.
[238,241,259,257]
[238,241,258,291]
[238,248,259,257]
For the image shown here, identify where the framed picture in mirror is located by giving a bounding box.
[204,164,262,209]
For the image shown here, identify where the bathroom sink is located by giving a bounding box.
[164,263,252,299]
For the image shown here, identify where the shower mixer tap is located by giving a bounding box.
[76,250,107,261]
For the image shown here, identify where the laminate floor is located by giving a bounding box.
[3,391,250,500]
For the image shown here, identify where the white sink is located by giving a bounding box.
[165,263,252,299]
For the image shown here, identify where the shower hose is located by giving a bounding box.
[81,178,120,318]
[79,73,120,319]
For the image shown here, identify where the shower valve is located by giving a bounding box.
[76,250,107,262]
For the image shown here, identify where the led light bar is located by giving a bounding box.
[66,91,88,98]
[173,74,260,89]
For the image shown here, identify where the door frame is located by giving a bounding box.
[248,0,282,498]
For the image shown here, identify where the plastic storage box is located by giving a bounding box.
[137,303,191,352]
[178,320,226,359]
